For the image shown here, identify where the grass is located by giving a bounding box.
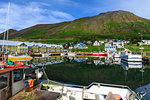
[125,44,150,53]
[34,39,74,45]
[20,29,48,39]
[69,45,105,52]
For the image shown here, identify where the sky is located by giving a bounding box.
[0,0,150,33]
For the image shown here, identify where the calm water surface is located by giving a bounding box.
[31,56,150,90]
[1,56,150,99]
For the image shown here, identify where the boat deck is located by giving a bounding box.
[9,85,60,100]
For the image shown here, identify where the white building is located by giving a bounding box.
[99,40,105,44]
[105,43,117,52]
[93,41,101,46]
[113,42,124,48]
[142,40,150,45]
[138,40,150,46]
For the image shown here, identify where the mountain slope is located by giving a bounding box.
[1,10,150,42]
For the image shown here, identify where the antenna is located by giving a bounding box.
[7,2,10,41]
[2,2,10,52]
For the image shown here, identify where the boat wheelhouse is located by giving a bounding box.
[120,49,142,62]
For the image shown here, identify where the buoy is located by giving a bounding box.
[114,94,123,100]
[28,79,36,87]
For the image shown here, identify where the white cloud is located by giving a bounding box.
[51,0,79,6]
[0,2,75,33]
[89,0,150,19]
[51,11,74,19]
[118,0,150,19]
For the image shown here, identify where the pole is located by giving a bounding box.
[3,2,10,53]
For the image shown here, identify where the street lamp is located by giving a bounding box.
[138,32,144,56]
[138,32,143,43]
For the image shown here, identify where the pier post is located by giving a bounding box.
[82,86,85,100]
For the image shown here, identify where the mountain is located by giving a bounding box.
[0,10,150,42]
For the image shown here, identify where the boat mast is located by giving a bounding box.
[2,2,10,53]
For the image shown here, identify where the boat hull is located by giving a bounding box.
[41,81,139,100]
[121,55,142,62]
[93,53,107,57]
[8,56,33,61]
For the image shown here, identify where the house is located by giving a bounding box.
[31,45,39,53]
[113,41,124,48]
[99,40,105,44]
[93,41,101,46]
[87,41,92,45]
[0,40,64,54]
[105,43,117,52]
[138,40,150,46]
[50,46,56,52]
[69,46,73,49]
[56,46,61,52]
[142,40,150,45]
[74,43,88,49]
[17,42,28,54]
[0,41,28,54]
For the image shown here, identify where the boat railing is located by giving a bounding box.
[41,80,141,100]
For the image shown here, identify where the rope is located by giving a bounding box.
[42,65,49,81]
[41,65,73,87]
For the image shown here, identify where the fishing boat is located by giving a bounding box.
[0,64,40,100]
[121,61,142,70]
[0,60,31,68]
[113,51,120,58]
[7,54,33,61]
[120,49,142,62]
[41,80,141,100]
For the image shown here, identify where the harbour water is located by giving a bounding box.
[29,56,149,90]
[1,56,150,99]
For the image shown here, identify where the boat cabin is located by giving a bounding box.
[0,68,25,100]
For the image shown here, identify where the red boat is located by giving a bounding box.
[93,52,107,57]
[0,61,31,68]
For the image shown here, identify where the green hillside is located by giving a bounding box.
[1,10,150,43]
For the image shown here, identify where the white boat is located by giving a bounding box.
[113,51,120,58]
[121,61,142,70]
[120,49,142,62]
[41,80,140,100]
[113,57,121,64]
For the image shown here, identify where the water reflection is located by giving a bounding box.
[121,61,142,70]
[0,56,149,99]
[23,56,149,91]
